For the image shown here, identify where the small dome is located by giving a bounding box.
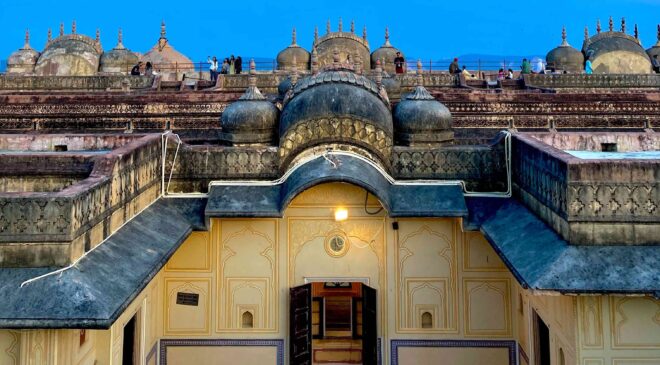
[6,31,40,75]
[34,32,102,76]
[100,30,139,74]
[279,61,393,168]
[646,25,660,60]
[582,19,652,74]
[277,76,292,99]
[141,22,194,80]
[276,28,310,71]
[220,61,279,145]
[546,28,584,73]
[371,28,403,75]
[394,66,453,146]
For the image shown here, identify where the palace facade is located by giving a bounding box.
[0,19,658,365]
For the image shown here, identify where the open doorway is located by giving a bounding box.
[290,282,377,365]
[122,313,140,365]
[533,310,550,365]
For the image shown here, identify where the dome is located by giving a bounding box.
[546,28,584,73]
[141,22,194,81]
[313,19,371,69]
[220,60,279,145]
[6,31,40,75]
[646,25,660,60]
[34,30,102,76]
[279,63,393,167]
[100,30,139,74]
[582,19,652,74]
[381,74,402,100]
[393,66,453,146]
[370,28,403,74]
[276,28,311,71]
[277,76,292,99]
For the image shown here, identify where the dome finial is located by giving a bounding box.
[249,59,257,87]
[634,24,639,40]
[314,26,319,44]
[416,59,423,87]
[115,28,125,49]
[239,59,266,101]
[95,28,100,43]
[291,27,297,46]
[311,47,319,74]
[290,54,298,85]
[23,28,31,49]
[350,20,355,34]
[584,26,589,41]
[375,59,383,88]
[326,19,331,34]
[596,19,601,34]
[160,20,166,39]
[560,26,569,46]
[621,17,626,33]
[47,28,52,42]
[657,24,660,41]
[338,17,343,32]
[72,20,76,34]
[59,22,64,36]
[609,16,613,32]
[362,25,367,40]
[384,27,391,46]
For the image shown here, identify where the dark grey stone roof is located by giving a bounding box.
[0,198,206,329]
[468,197,660,298]
[206,153,467,218]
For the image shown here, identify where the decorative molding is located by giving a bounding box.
[463,278,512,337]
[390,339,516,365]
[579,296,604,349]
[159,339,284,365]
[145,341,158,364]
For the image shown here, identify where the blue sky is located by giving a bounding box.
[1,0,659,62]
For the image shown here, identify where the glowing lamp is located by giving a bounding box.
[334,208,348,221]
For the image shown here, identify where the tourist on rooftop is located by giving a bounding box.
[585,57,593,75]
[235,56,243,74]
[229,55,235,75]
[221,58,229,74]
[130,62,142,76]
[394,51,405,74]
[532,58,546,74]
[506,69,514,79]
[498,68,505,80]
[145,62,154,76]
[208,56,219,82]
[652,55,660,73]
[449,58,460,74]
[520,58,531,75]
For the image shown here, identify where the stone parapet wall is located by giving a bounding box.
[512,133,659,245]
[524,74,660,89]
[0,75,154,91]
[0,134,162,267]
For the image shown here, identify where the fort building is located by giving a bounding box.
[0,18,658,365]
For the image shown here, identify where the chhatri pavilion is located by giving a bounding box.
[0,18,658,365]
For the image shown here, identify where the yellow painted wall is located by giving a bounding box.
[9,182,660,365]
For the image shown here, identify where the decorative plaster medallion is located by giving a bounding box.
[324,230,349,258]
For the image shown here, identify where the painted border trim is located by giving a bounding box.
[390,339,517,365]
[160,339,284,365]
[146,341,158,364]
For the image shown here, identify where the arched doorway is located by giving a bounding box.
[286,182,384,365]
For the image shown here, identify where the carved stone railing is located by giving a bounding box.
[216,74,286,93]
[524,74,660,89]
[0,134,162,266]
[512,133,659,245]
[397,73,455,88]
[0,75,154,91]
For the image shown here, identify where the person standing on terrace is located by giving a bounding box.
[449,58,460,74]
[585,57,593,74]
[208,56,219,82]
[235,56,243,74]
[520,58,531,74]
[394,51,405,74]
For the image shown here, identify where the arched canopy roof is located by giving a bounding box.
[205,152,467,218]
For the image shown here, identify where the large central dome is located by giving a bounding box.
[279,64,393,169]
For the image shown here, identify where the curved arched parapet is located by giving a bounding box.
[205,151,467,218]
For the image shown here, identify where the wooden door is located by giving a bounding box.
[362,284,378,365]
[290,284,313,365]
